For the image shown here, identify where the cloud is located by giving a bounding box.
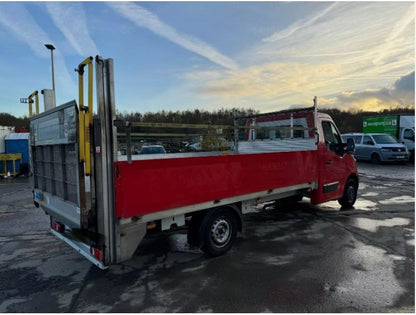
[0,2,51,58]
[184,2,414,112]
[107,2,239,71]
[45,2,99,56]
[263,2,339,42]
[185,61,339,111]
[0,2,76,100]
[393,71,414,93]
[254,2,415,69]
[188,64,414,113]
[320,71,415,111]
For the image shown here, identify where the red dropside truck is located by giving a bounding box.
[30,56,358,269]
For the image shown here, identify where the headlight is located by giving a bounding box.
[381,148,391,152]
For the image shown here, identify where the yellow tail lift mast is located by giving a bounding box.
[76,56,93,176]
[28,90,39,117]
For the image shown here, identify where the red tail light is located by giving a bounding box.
[52,221,64,233]
[90,246,103,261]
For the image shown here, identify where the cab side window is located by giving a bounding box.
[322,121,341,145]
[322,121,342,154]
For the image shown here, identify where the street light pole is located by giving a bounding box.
[44,44,56,105]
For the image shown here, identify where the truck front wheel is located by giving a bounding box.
[338,178,358,209]
[201,208,238,257]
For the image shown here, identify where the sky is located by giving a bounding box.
[0,1,414,118]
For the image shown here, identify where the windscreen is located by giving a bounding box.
[372,134,398,144]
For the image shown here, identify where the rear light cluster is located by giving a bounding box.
[52,221,64,233]
[90,246,104,261]
[51,220,104,262]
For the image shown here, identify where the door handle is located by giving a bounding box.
[326,160,333,165]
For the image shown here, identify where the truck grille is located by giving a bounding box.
[381,147,406,152]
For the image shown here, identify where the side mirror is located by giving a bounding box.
[346,138,355,154]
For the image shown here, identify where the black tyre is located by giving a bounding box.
[338,178,358,209]
[201,208,238,257]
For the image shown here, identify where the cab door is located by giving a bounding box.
[318,120,347,202]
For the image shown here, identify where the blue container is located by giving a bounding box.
[5,133,29,175]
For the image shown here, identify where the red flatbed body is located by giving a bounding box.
[114,150,317,218]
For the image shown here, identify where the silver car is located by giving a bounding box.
[341,133,409,163]
[139,145,167,154]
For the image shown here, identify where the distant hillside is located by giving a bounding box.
[0,113,29,128]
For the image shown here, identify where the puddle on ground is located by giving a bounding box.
[352,217,411,233]
[168,234,201,254]
[335,240,406,310]
[404,228,415,247]
[361,192,379,197]
[379,195,415,205]
[358,183,368,190]
[320,198,378,211]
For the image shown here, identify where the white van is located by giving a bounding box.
[342,133,409,163]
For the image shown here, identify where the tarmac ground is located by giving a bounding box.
[0,162,414,312]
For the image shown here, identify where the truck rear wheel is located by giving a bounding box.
[338,178,358,209]
[201,208,238,257]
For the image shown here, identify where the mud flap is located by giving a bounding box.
[117,221,147,263]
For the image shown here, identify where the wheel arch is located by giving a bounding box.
[348,172,359,187]
[370,151,382,163]
[341,172,359,196]
[338,173,359,208]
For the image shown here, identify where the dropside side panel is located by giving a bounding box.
[114,151,317,218]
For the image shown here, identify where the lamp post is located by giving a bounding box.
[44,44,56,106]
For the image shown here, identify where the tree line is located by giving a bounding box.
[116,106,414,134]
[1,106,413,134]
[0,113,30,129]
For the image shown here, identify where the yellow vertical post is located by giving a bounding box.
[87,61,93,124]
[78,68,85,166]
[28,91,38,117]
[28,99,33,118]
[35,92,39,115]
[77,57,93,176]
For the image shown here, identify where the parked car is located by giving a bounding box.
[341,133,409,163]
[139,145,166,154]
[186,142,201,152]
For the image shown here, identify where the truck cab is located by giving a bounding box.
[313,113,358,206]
